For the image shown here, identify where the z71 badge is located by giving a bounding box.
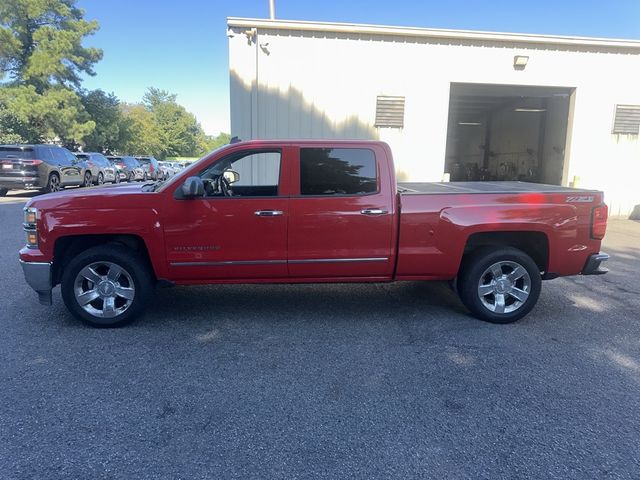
[566,195,594,203]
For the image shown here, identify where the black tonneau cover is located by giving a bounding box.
[398,181,597,195]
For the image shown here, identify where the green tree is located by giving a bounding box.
[0,84,94,145]
[0,0,102,92]
[119,87,214,159]
[0,0,101,145]
[81,89,130,153]
[142,87,177,111]
[202,132,231,152]
[120,103,163,157]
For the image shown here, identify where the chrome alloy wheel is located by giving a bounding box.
[477,261,531,314]
[73,262,135,318]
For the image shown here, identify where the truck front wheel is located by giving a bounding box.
[61,245,153,327]
[458,247,541,324]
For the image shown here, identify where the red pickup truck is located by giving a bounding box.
[19,140,609,327]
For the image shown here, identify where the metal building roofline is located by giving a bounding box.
[227,17,640,50]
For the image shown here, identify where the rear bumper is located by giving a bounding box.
[581,252,609,275]
[19,260,53,305]
[0,176,42,190]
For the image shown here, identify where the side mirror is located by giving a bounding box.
[181,176,205,198]
[223,170,240,184]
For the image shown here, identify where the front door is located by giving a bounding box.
[287,145,396,279]
[163,149,289,280]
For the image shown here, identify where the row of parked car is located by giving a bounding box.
[0,144,188,196]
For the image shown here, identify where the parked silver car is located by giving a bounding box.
[107,156,144,182]
[74,152,118,185]
[157,161,175,179]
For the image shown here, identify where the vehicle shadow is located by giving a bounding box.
[142,280,470,328]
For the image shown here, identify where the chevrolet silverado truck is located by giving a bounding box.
[19,140,609,327]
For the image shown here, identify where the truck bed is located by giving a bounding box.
[398,181,597,195]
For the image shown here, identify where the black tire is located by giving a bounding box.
[114,173,120,184]
[83,172,92,188]
[128,172,133,182]
[96,172,104,185]
[143,172,148,181]
[0,187,8,197]
[45,172,61,193]
[61,244,154,328]
[457,247,541,324]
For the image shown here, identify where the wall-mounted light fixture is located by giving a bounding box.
[514,107,546,112]
[458,122,482,126]
[513,55,529,70]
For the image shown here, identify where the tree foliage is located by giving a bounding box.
[81,89,129,153]
[0,0,102,91]
[0,2,228,156]
[0,84,94,145]
[122,87,221,159]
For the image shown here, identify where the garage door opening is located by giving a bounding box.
[444,83,574,185]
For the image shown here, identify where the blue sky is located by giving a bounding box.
[78,0,640,135]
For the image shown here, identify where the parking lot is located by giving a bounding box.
[1,190,639,479]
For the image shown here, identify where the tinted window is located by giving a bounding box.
[50,147,68,165]
[0,147,35,159]
[300,148,377,195]
[137,158,150,165]
[94,154,109,166]
[63,149,77,164]
[37,147,54,163]
[75,153,89,161]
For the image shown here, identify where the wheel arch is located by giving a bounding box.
[461,231,550,274]
[52,234,156,286]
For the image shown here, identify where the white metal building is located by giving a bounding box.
[227,18,640,216]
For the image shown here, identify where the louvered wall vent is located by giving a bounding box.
[375,95,405,128]
[612,105,640,134]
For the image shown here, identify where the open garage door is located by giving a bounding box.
[444,83,573,185]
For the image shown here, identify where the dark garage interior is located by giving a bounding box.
[444,83,573,185]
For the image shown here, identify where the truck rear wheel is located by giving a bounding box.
[458,247,541,324]
[61,245,153,327]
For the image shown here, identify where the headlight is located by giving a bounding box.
[24,207,38,248]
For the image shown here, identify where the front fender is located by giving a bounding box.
[37,208,168,280]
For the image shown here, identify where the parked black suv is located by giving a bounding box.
[0,144,83,196]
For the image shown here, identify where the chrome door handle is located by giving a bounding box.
[361,209,388,215]
[254,210,284,216]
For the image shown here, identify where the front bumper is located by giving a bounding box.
[20,260,53,305]
[581,252,609,275]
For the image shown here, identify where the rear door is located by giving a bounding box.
[52,148,82,185]
[287,145,396,279]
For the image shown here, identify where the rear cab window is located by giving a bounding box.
[300,148,378,196]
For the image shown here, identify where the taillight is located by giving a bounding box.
[22,159,43,166]
[591,204,608,240]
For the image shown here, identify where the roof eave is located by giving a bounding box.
[227,17,640,50]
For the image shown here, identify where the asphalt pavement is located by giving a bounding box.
[1,190,639,479]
